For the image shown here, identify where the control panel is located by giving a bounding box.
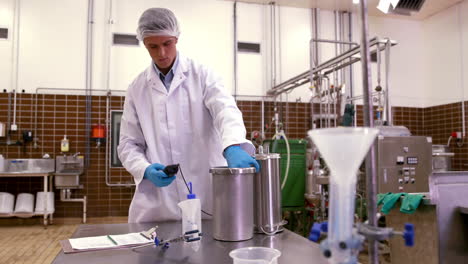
[376,136,432,193]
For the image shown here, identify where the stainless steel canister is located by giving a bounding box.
[210,167,256,241]
[254,153,283,235]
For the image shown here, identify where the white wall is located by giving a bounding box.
[0,0,467,109]
[0,0,235,94]
[237,2,265,96]
[17,0,87,93]
[422,1,468,107]
[361,14,426,107]
[277,6,311,103]
[0,0,15,92]
[110,0,234,93]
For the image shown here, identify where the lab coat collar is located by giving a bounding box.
[145,53,189,95]
[145,66,166,95]
[168,54,188,96]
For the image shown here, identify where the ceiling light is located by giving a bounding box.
[377,0,401,14]
[377,0,391,13]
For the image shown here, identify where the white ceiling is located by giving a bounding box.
[223,0,463,20]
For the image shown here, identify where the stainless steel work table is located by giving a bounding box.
[53,220,327,264]
[0,172,53,227]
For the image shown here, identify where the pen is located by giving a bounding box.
[107,235,118,245]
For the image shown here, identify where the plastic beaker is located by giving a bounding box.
[229,247,281,264]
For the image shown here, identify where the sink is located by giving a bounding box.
[55,155,84,188]
[5,159,55,174]
[55,155,84,175]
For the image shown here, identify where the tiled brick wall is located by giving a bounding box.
[237,100,313,140]
[424,102,467,170]
[0,93,133,218]
[355,105,424,136]
[0,92,463,218]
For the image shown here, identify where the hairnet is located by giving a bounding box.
[136,8,180,41]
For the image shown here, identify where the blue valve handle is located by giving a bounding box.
[308,222,328,242]
[154,237,170,249]
[154,237,161,246]
[403,223,415,247]
[321,222,328,233]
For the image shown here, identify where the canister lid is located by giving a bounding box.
[254,153,281,160]
[209,166,256,175]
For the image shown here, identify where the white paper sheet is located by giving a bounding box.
[69,236,116,250]
[109,233,152,246]
[68,233,152,250]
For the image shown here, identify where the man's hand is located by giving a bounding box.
[223,145,260,172]
[144,163,176,187]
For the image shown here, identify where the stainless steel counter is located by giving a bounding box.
[53,220,327,264]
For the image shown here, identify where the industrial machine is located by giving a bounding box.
[376,135,432,193]
[308,127,414,263]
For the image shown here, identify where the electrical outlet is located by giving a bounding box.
[456,132,462,139]
[10,124,17,131]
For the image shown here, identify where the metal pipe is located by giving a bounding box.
[234,94,272,99]
[377,43,382,88]
[345,91,382,102]
[309,37,315,94]
[261,98,265,140]
[333,91,337,127]
[323,58,360,76]
[60,189,87,223]
[105,0,114,93]
[320,79,324,128]
[233,1,238,101]
[333,11,339,127]
[358,0,379,263]
[285,93,288,134]
[310,8,319,129]
[312,38,358,46]
[34,91,39,148]
[313,9,320,68]
[376,42,382,123]
[278,4,282,92]
[328,90,331,127]
[36,87,126,94]
[7,92,11,145]
[348,13,354,100]
[458,4,466,138]
[268,37,397,96]
[85,0,95,168]
[32,87,128,185]
[34,87,127,186]
[339,12,346,89]
[384,39,392,125]
[309,8,319,79]
[11,0,21,130]
[270,3,274,90]
[272,2,277,87]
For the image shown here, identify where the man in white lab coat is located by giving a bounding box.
[118,8,259,223]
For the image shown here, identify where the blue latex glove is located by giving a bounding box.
[224,145,260,172]
[144,163,176,187]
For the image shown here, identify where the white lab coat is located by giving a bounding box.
[118,54,254,223]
